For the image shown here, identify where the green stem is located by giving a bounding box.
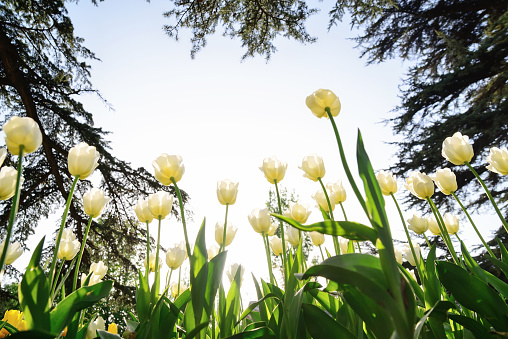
[318,178,340,255]
[221,204,229,252]
[326,108,368,216]
[427,198,460,264]
[390,193,423,280]
[51,259,65,297]
[274,180,287,284]
[339,202,348,221]
[452,192,495,258]
[155,216,162,291]
[73,216,94,290]
[171,179,192,258]
[146,220,150,283]
[465,162,508,233]
[165,269,173,297]
[177,266,181,296]
[423,234,432,248]
[263,234,274,285]
[319,245,325,261]
[0,146,24,272]
[49,174,79,287]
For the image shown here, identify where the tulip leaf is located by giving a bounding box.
[8,330,56,338]
[18,237,50,331]
[436,261,508,331]
[252,275,269,323]
[422,245,441,308]
[49,280,113,334]
[271,213,378,243]
[184,321,209,339]
[447,314,493,339]
[460,241,486,282]
[496,237,508,265]
[205,251,227,319]
[97,330,122,338]
[308,289,339,318]
[190,218,209,331]
[302,303,356,339]
[486,255,508,281]
[222,326,276,339]
[222,265,242,338]
[135,270,150,325]
[413,301,456,339]
[235,292,280,326]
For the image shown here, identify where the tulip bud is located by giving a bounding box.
[430,168,457,195]
[87,316,105,339]
[226,263,245,286]
[217,179,239,205]
[177,241,188,259]
[269,236,285,256]
[375,170,398,196]
[0,241,23,265]
[152,154,185,185]
[285,227,300,247]
[299,154,326,182]
[405,171,434,200]
[309,231,325,246]
[442,132,474,165]
[57,237,80,261]
[134,198,154,223]
[148,191,174,220]
[0,148,6,167]
[215,222,237,247]
[403,243,421,266]
[394,247,403,265]
[68,142,100,180]
[248,208,272,235]
[107,323,118,335]
[285,201,312,224]
[312,188,335,212]
[145,252,163,272]
[171,281,188,298]
[339,237,349,254]
[427,215,441,235]
[3,116,42,155]
[305,89,341,118]
[0,167,23,200]
[81,272,102,287]
[486,147,508,175]
[61,228,77,241]
[327,180,347,204]
[83,188,110,218]
[407,213,429,234]
[443,213,460,235]
[207,244,220,260]
[90,261,108,279]
[165,244,186,270]
[266,223,277,236]
[259,156,287,184]
[0,310,27,336]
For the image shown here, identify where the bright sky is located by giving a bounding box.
[12,0,499,301]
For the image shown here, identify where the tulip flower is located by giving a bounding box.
[0,310,27,337]
[90,261,108,279]
[226,263,245,286]
[327,180,347,204]
[0,148,6,167]
[405,171,434,200]
[305,89,341,118]
[57,237,80,261]
[0,167,23,200]
[215,222,237,247]
[152,154,185,185]
[312,188,335,212]
[170,281,188,298]
[61,227,77,241]
[427,215,441,235]
[285,201,312,224]
[107,323,118,335]
[81,272,102,287]
[68,142,100,180]
[134,198,154,223]
[177,241,189,259]
[269,236,285,256]
[394,247,403,265]
[376,170,398,196]
[207,244,220,260]
[339,237,349,254]
[165,244,186,270]
[430,168,457,195]
[285,227,300,247]
[407,213,429,234]
[248,208,273,235]
[86,316,105,339]
[443,213,460,235]
[3,116,43,155]
[266,223,277,236]
[403,242,421,266]
[299,154,326,181]
[0,241,22,265]
[259,156,287,184]
[442,132,474,165]
[309,231,325,246]
[486,146,508,175]
[217,179,239,205]
[83,188,110,218]
[145,252,163,272]
[148,191,174,220]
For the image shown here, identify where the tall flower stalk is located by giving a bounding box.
[274,180,288,284]
[72,216,93,290]
[317,178,340,254]
[221,204,229,253]
[171,178,192,258]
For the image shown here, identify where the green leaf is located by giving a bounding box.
[50,280,113,334]
[399,265,424,305]
[222,265,243,337]
[136,270,150,325]
[97,330,122,338]
[486,255,508,280]
[496,237,508,265]
[302,303,355,339]
[308,289,339,317]
[447,314,493,339]
[272,213,378,243]
[184,321,209,339]
[460,241,486,282]
[190,218,209,330]
[422,245,441,308]
[235,292,281,326]
[9,330,55,338]
[222,326,276,339]
[252,275,269,323]
[436,261,508,331]
[413,301,456,339]
[205,250,227,320]
[18,238,50,332]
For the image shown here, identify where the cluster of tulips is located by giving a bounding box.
[0,88,508,338]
